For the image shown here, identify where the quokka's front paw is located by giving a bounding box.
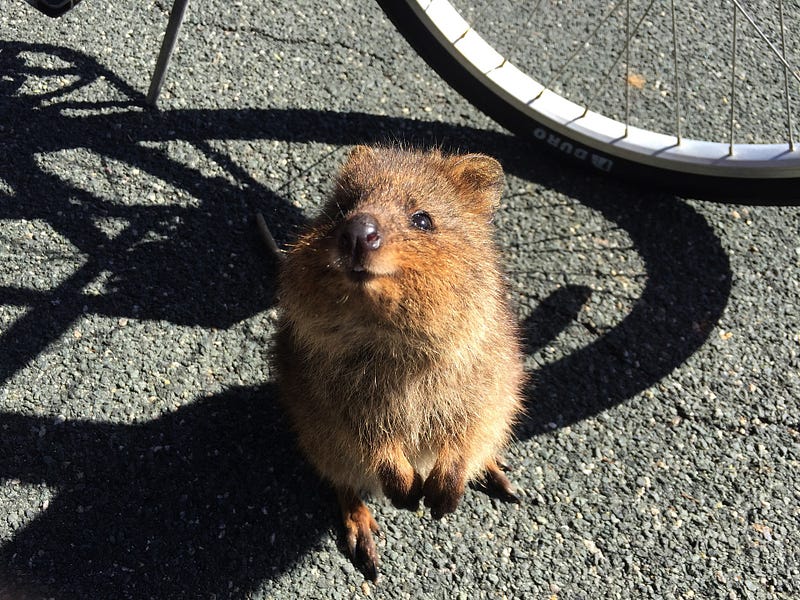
[383,471,423,511]
[423,467,465,519]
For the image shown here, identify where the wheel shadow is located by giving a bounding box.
[1,41,731,596]
[515,177,733,434]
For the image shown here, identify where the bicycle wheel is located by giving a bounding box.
[377,0,800,201]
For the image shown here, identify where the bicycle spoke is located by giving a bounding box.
[537,0,625,99]
[730,0,800,86]
[498,0,545,69]
[729,4,738,156]
[624,0,631,136]
[455,0,485,41]
[728,0,800,150]
[670,0,682,144]
[779,0,794,150]
[584,0,658,119]
[477,0,546,73]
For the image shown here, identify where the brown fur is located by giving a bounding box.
[275,146,525,579]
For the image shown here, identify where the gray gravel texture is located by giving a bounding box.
[1,1,799,598]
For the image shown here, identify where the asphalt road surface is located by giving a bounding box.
[1,1,799,598]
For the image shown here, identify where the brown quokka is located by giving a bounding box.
[275,145,525,580]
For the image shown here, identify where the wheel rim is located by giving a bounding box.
[412,0,800,179]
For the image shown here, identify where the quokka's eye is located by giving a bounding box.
[410,210,434,231]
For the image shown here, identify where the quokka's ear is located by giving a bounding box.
[446,154,505,216]
[345,144,377,164]
[336,145,379,194]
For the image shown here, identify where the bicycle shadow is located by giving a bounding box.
[1,42,731,595]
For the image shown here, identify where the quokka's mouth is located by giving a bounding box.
[345,263,378,284]
[331,244,393,284]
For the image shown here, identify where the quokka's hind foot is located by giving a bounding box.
[337,487,380,582]
[479,458,521,504]
[494,456,512,472]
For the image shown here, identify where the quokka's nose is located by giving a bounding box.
[338,214,382,258]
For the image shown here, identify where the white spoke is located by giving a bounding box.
[670,0,682,144]
[731,0,800,86]
[584,0,659,118]
[624,0,631,137]
[729,3,738,156]
[538,0,626,97]
[779,0,795,150]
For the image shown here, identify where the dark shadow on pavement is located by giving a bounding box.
[0,384,333,599]
[1,41,732,596]
[516,182,732,434]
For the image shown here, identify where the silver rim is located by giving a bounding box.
[412,0,800,179]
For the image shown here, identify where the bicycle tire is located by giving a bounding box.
[376,0,800,202]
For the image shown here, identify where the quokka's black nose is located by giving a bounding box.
[338,214,382,259]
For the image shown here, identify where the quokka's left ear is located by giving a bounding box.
[345,144,378,164]
[446,154,505,217]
